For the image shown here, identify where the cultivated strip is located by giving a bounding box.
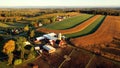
[37,15,101,34]
[71,16,119,46]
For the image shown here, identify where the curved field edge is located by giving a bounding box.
[36,15,101,34]
[44,14,94,30]
[65,15,105,38]
[70,16,120,62]
[27,12,80,21]
[70,16,118,46]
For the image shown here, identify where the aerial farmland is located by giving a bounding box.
[0,1,120,68]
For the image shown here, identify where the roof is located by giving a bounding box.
[36,37,45,40]
[44,33,56,37]
[43,45,56,51]
[35,46,40,50]
[43,33,57,40]
[43,35,57,40]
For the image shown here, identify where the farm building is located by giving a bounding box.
[39,22,43,27]
[55,40,65,47]
[35,46,40,51]
[35,33,65,47]
[36,37,45,41]
[34,46,43,54]
[43,33,57,37]
[43,45,56,53]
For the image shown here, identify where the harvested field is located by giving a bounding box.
[87,56,120,68]
[101,47,120,56]
[71,16,120,47]
[37,15,100,34]
[43,14,93,29]
[61,49,92,68]
[18,46,73,68]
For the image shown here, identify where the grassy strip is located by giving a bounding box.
[0,22,10,28]
[44,14,93,30]
[0,22,25,28]
[65,15,105,38]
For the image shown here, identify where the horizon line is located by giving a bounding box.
[0,6,119,8]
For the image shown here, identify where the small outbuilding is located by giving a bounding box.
[36,37,45,41]
[43,45,56,53]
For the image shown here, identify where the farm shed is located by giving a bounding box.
[44,35,58,41]
[36,36,45,41]
[35,46,40,50]
[44,33,56,37]
[43,33,57,41]
[34,46,43,54]
[43,45,56,53]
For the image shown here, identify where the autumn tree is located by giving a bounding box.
[16,37,27,60]
[30,30,35,38]
[24,25,29,31]
[3,40,15,65]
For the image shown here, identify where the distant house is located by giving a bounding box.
[56,16,67,22]
[38,22,43,27]
[43,44,56,53]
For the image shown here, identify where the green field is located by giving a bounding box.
[0,22,26,28]
[65,15,105,38]
[44,14,93,30]
[0,23,10,28]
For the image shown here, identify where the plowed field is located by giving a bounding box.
[71,16,120,47]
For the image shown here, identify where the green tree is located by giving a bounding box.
[42,18,51,24]
[14,59,22,65]
[16,37,27,60]
[27,47,35,60]
[50,17,56,23]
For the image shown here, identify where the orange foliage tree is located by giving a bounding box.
[3,40,15,65]
[3,40,15,54]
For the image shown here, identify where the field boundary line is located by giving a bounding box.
[58,49,75,68]
[85,54,95,68]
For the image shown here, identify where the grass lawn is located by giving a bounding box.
[0,22,26,28]
[0,23,10,28]
[65,15,105,38]
[44,14,93,30]
[0,61,13,68]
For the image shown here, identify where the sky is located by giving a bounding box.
[0,0,120,7]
